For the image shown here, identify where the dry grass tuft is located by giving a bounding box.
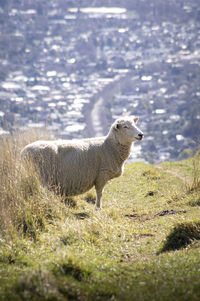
[0,130,63,240]
[186,152,200,194]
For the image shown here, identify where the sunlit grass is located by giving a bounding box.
[0,132,200,300]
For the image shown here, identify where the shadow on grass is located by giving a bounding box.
[159,221,200,253]
[62,197,77,208]
[84,193,96,204]
[155,209,186,217]
[53,258,91,282]
[74,212,90,220]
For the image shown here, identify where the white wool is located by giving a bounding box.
[21,117,143,209]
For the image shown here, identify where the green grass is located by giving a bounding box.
[0,134,200,301]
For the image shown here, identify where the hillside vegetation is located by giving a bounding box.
[0,132,200,301]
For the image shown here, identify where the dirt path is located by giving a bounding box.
[155,164,192,186]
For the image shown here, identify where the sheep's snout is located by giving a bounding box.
[134,131,144,141]
[137,133,144,140]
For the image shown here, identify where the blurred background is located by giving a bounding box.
[0,0,199,163]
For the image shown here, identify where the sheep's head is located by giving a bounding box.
[112,117,144,145]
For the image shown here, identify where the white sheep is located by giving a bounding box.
[21,117,143,209]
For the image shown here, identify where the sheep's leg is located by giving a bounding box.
[95,176,108,209]
[95,186,104,210]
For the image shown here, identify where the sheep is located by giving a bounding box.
[21,116,143,209]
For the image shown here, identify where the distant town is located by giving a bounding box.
[0,0,200,163]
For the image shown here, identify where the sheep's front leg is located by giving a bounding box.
[95,186,104,210]
[95,175,109,210]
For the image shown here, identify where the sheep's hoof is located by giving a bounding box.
[95,205,102,211]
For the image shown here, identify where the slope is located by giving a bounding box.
[0,136,199,301]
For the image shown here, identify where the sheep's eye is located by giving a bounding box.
[124,125,129,129]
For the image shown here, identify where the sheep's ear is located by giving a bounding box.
[134,117,139,123]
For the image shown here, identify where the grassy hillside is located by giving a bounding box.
[0,132,200,301]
